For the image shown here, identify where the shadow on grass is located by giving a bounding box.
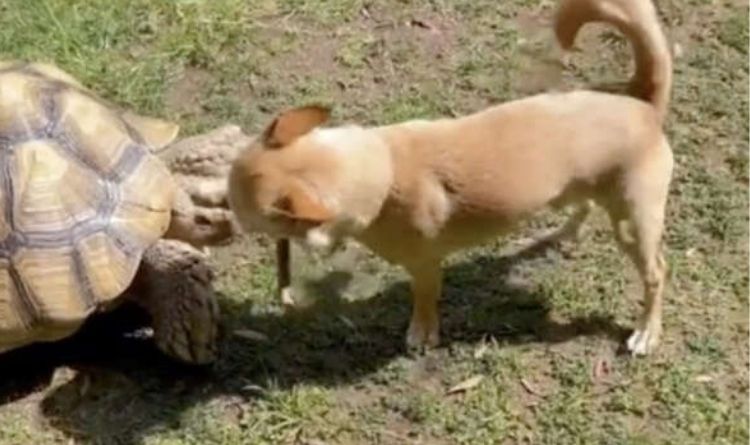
[0,237,630,444]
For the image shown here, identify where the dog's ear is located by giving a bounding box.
[273,181,334,224]
[262,105,331,148]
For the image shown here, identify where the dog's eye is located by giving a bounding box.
[272,196,294,214]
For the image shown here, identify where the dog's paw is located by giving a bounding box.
[279,286,295,307]
[305,227,333,249]
[626,327,660,356]
[406,321,440,352]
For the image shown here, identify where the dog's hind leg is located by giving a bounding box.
[545,200,593,243]
[511,201,593,256]
[605,138,673,355]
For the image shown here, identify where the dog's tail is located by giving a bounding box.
[554,0,672,123]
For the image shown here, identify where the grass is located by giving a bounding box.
[0,0,748,444]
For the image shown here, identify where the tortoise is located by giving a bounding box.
[0,61,253,364]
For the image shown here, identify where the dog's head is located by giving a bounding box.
[227,105,341,247]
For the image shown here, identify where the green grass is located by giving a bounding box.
[0,0,747,444]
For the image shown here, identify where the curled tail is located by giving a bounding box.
[554,0,672,123]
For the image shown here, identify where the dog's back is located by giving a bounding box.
[360,0,673,262]
[366,91,658,257]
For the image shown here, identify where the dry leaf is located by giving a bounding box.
[280,287,295,306]
[233,329,269,342]
[446,375,484,395]
[474,343,489,359]
[520,378,542,396]
[241,383,267,395]
[50,366,77,390]
[592,358,611,381]
[338,315,356,329]
[673,42,684,59]
[409,18,438,33]
[78,374,91,397]
[125,326,154,339]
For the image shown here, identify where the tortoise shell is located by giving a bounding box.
[0,61,178,351]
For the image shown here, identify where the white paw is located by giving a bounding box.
[626,328,660,356]
[306,227,333,249]
[279,286,295,307]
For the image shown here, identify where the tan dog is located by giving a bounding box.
[228,0,673,355]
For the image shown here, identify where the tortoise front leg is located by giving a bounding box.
[127,240,220,365]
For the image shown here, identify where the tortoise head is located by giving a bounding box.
[164,187,238,249]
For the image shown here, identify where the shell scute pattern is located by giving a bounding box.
[0,63,174,348]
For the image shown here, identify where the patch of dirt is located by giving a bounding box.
[0,388,49,437]
[513,6,567,95]
[393,15,458,60]
[361,11,458,80]
[359,2,459,55]
[333,383,388,411]
[262,6,460,115]
[332,381,453,444]
[211,235,276,276]
[383,418,450,445]
[406,353,446,393]
[165,67,212,116]
[278,37,339,76]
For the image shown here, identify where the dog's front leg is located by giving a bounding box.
[405,260,443,350]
